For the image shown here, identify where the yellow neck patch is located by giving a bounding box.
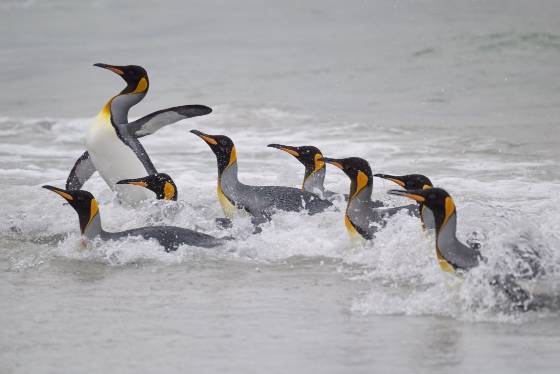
[422,184,432,190]
[217,178,237,218]
[436,245,455,273]
[163,182,175,200]
[133,77,148,93]
[344,214,360,238]
[88,199,99,226]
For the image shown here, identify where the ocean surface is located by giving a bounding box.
[1,1,560,373]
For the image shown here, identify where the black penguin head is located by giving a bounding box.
[321,157,373,198]
[116,173,177,201]
[374,173,433,191]
[267,144,325,175]
[321,157,372,180]
[94,63,149,94]
[191,130,237,175]
[388,187,456,230]
[42,185,99,234]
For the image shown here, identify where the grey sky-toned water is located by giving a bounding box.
[1,1,560,373]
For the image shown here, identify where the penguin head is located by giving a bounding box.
[321,157,373,197]
[42,185,99,234]
[389,187,456,230]
[116,173,177,201]
[191,130,237,175]
[374,173,433,191]
[94,63,149,94]
[321,157,372,181]
[267,144,325,175]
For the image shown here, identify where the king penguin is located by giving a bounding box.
[43,185,226,251]
[191,130,333,226]
[321,157,417,241]
[65,63,212,204]
[375,173,434,229]
[267,144,339,200]
[117,173,178,201]
[388,187,539,308]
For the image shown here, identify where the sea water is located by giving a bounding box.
[1,1,559,373]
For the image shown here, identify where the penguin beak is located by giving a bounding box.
[267,144,300,157]
[116,177,148,188]
[388,189,426,202]
[374,174,406,187]
[320,157,344,170]
[93,63,124,76]
[191,129,218,145]
[42,185,74,201]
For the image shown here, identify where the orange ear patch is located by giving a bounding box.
[88,199,99,226]
[133,77,148,93]
[163,182,175,200]
[228,146,237,167]
[313,153,325,172]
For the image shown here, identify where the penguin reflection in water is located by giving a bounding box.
[43,185,227,251]
[191,130,333,228]
[65,63,211,204]
[321,157,417,241]
[389,187,544,309]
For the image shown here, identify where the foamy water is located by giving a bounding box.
[2,0,560,373]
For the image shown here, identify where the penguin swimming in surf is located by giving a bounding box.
[388,187,539,308]
[267,144,340,200]
[43,185,225,251]
[117,173,177,201]
[65,63,211,204]
[321,157,417,240]
[375,173,434,229]
[191,130,333,226]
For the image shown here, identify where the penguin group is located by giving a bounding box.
[43,63,542,310]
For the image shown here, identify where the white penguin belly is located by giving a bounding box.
[86,115,152,204]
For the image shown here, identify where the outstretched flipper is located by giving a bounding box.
[114,123,158,175]
[129,105,212,138]
[66,151,96,190]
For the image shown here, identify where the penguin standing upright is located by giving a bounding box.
[65,63,211,204]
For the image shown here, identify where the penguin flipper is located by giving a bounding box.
[129,105,212,138]
[115,124,158,175]
[66,151,96,190]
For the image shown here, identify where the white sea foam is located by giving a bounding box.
[2,110,559,324]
